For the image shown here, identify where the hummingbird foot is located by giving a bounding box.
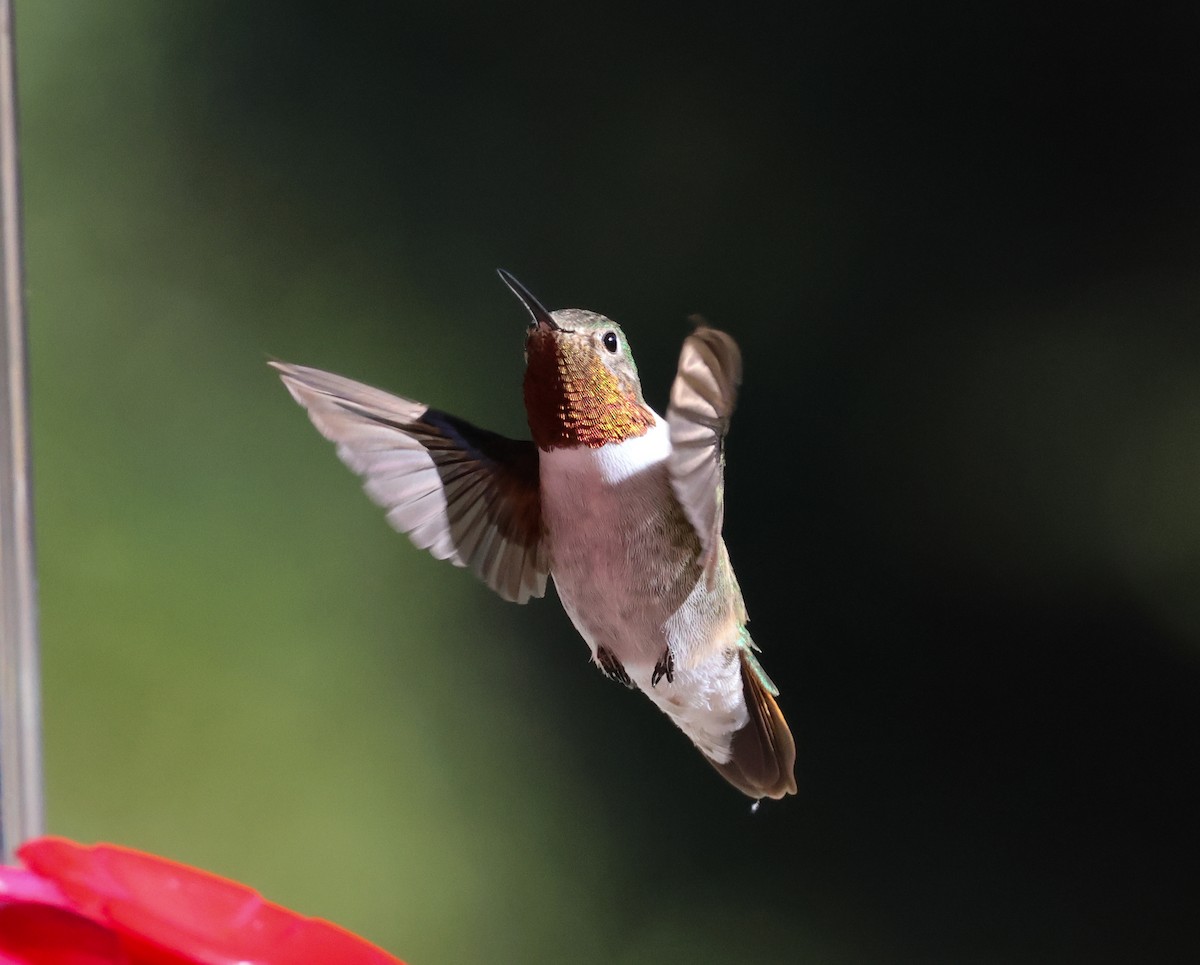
[651,649,675,687]
[596,646,634,689]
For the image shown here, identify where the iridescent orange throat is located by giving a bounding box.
[523,331,653,450]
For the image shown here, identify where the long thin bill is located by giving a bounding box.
[497,269,558,329]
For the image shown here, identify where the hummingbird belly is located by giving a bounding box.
[539,421,750,763]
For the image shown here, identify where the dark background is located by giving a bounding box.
[19,2,1199,962]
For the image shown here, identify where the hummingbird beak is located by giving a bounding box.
[497,269,559,331]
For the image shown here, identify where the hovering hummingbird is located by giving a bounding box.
[271,271,796,800]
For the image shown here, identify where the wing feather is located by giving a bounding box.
[272,361,548,603]
[666,325,743,586]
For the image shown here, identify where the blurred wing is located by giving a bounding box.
[272,361,548,604]
[666,325,742,585]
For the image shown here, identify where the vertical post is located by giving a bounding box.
[0,0,43,864]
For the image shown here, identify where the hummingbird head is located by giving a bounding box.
[498,269,653,451]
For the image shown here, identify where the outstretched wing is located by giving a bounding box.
[665,324,742,585]
[272,361,548,604]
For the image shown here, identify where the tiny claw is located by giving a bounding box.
[596,646,634,688]
[651,650,675,687]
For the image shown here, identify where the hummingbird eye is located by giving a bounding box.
[602,331,619,353]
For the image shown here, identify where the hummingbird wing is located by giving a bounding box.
[665,324,743,587]
[271,361,548,604]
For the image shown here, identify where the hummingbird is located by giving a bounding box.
[271,271,796,800]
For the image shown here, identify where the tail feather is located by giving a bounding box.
[708,651,797,800]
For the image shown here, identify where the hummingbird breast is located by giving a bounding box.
[539,416,750,763]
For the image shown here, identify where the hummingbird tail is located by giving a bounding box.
[708,651,797,800]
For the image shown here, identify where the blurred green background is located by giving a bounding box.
[16,2,1199,962]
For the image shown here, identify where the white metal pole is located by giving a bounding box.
[0,0,44,864]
